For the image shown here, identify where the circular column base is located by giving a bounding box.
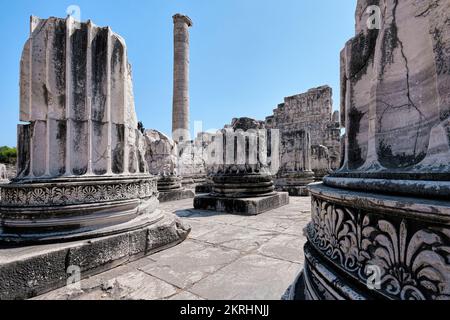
[0,175,160,244]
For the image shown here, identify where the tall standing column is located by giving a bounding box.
[172,14,193,143]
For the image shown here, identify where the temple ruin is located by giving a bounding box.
[1,0,449,302]
[266,86,341,180]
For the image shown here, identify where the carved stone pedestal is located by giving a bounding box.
[195,176,213,194]
[0,212,190,300]
[293,183,450,300]
[181,174,206,190]
[194,191,288,215]
[194,170,289,215]
[157,176,194,203]
[275,172,315,196]
[0,176,161,243]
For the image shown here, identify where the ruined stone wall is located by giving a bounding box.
[266,85,341,178]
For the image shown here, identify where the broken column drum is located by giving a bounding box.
[144,129,194,202]
[0,164,8,183]
[0,17,159,243]
[274,129,315,196]
[194,118,289,215]
[293,0,450,300]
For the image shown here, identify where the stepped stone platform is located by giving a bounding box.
[159,188,195,203]
[31,197,311,300]
[0,212,189,300]
[194,192,289,215]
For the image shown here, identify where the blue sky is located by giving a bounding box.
[0,0,356,146]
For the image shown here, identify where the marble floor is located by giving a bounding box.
[34,196,311,300]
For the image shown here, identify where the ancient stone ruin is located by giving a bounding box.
[0,164,8,183]
[0,16,189,299]
[293,0,450,300]
[266,86,341,181]
[144,129,194,202]
[194,117,289,215]
[172,14,192,143]
[273,129,315,196]
[178,138,208,189]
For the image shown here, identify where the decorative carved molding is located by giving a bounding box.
[307,195,450,300]
[0,179,157,207]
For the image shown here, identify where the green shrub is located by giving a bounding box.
[0,146,17,164]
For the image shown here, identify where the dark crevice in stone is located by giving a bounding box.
[349,30,379,81]
[378,140,426,169]
[348,107,365,170]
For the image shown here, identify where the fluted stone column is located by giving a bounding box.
[291,0,450,301]
[0,16,190,245]
[172,14,192,143]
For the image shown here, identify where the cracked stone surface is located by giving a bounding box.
[265,86,341,179]
[34,197,311,300]
[339,0,450,177]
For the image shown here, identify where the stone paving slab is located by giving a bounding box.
[258,234,305,264]
[138,240,241,289]
[35,197,311,300]
[189,254,301,300]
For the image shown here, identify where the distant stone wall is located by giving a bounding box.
[266,86,341,178]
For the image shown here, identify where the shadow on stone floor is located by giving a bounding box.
[174,209,243,219]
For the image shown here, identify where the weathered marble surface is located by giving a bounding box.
[0,212,190,300]
[338,0,450,180]
[0,17,166,243]
[296,0,450,301]
[266,86,341,179]
[143,129,195,202]
[274,129,315,196]
[172,14,192,143]
[18,17,147,179]
[144,129,178,177]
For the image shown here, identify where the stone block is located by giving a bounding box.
[0,213,190,300]
[158,188,195,203]
[193,192,289,215]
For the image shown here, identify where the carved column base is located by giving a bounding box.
[0,212,190,300]
[194,192,289,215]
[156,176,195,203]
[0,175,160,243]
[159,189,195,203]
[181,175,206,189]
[274,171,315,196]
[294,182,450,300]
[211,173,276,198]
[157,176,182,191]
